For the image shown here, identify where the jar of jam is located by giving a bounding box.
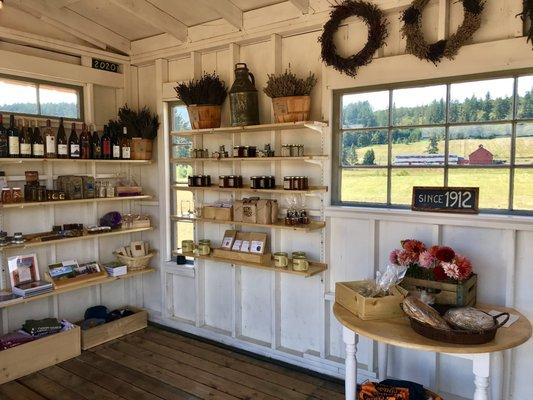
[298,145,305,157]
[242,146,249,158]
[227,175,235,188]
[248,146,257,157]
[188,176,195,187]
[281,145,291,157]
[290,145,298,157]
[12,187,23,203]
[1,188,12,204]
[219,176,228,188]
[283,177,292,190]
[233,146,240,158]
[235,175,243,188]
[250,176,259,189]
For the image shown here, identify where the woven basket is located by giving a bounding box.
[271,95,311,123]
[115,251,155,272]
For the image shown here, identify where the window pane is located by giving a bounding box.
[341,169,387,203]
[175,164,192,184]
[390,168,444,205]
[448,124,511,165]
[176,190,194,216]
[172,105,191,131]
[392,127,445,166]
[175,221,194,250]
[39,85,79,118]
[0,78,38,115]
[513,168,533,211]
[341,130,387,166]
[517,75,533,119]
[448,168,510,209]
[341,91,389,129]
[392,85,446,126]
[516,123,533,165]
[449,78,514,123]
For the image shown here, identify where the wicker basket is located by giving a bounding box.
[114,251,155,272]
[131,138,153,160]
[187,105,222,129]
[271,95,311,123]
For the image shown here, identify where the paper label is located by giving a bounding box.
[122,146,131,159]
[58,144,68,155]
[20,143,31,156]
[70,143,80,157]
[8,136,19,154]
[46,136,55,153]
[113,145,120,158]
[33,144,44,156]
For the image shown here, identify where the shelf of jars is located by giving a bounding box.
[172,215,326,232]
[170,121,328,137]
[1,195,153,210]
[171,155,328,164]
[173,184,328,195]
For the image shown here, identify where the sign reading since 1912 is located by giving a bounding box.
[412,187,479,214]
[92,58,120,73]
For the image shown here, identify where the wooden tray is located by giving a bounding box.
[77,306,147,350]
[212,248,271,264]
[0,326,81,384]
[401,274,477,306]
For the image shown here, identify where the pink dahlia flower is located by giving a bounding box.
[442,262,461,280]
[419,251,436,269]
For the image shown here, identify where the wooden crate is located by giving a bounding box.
[401,274,477,306]
[212,248,271,265]
[336,281,408,320]
[78,307,147,350]
[203,206,233,221]
[0,326,81,384]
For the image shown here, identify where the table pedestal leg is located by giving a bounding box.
[472,353,490,400]
[378,342,388,381]
[491,351,503,400]
[343,326,359,400]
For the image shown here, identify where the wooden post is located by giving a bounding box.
[343,326,358,400]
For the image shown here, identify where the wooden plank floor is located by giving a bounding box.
[0,326,345,400]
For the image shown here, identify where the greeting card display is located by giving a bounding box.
[47,259,107,289]
[7,254,53,298]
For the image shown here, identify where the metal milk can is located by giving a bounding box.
[229,63,259,126]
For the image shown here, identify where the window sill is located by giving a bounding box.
[325,206,533,230]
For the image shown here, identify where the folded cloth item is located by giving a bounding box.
[0,331,34,351]
[22,318,63,337]
[380,379,426,400]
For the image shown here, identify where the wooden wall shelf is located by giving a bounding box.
[0,158,152,165]
[1,195,153,209]
[182,252,327,277]
[0,268,156,309]
[0,227,154,251]
[172,216,326,232]
[171,155,328,163]
[173,184,328,194]
[171,121,328,136]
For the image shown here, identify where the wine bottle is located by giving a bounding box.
[91,126,102,159]
[19,119,32,158]
[112,126,121,160]
[57,118,68,159]
[32,120,44,158]
[68,123,80,158]
[101,125,111,159]
[80,123,91,159]
[44,119,56,158]
[121,126,131,159]
[8,115,20,158]
[0,115,8,157]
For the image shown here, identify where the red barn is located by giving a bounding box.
[468,144,493,165]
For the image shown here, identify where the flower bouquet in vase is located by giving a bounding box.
[390,239,477,306]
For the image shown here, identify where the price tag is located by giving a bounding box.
[412,187,479,214]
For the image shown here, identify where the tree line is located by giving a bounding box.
[0,102,78,119]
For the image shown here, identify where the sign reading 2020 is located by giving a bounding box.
[92,58,120,73]
[412,187,479,214]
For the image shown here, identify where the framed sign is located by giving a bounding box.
[92,58,120,73]
[412,187,479,214]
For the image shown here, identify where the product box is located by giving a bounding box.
[81,176,95,199]
[57,176,83,200]
[203,206,232,221]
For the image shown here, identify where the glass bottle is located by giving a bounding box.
[8,115,20,158]
[80,123,91,159]
[32,119,44,158]
[112,127,121,160]
[68,123,80,158]
[0,114,8,157]
[91,126,101,159]
[44,119,56,158]
[56,118,68,159]
[120,126,131,159]
[19,119,32,158]
[101,125,111,159]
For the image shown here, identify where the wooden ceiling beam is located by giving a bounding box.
[9,0,131,54]
[197,0,243,29]
[47,0,82,7]
[288,0,309,14]
[108,0,188,42]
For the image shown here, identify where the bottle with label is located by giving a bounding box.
[112,126,121,160]
[0,115,8,157]
[32,120,44,158]
[101,125,111,159]
[80,123,91,159]
[120,126,131,159]
[44,119,56,158]
[91,126,102,159]
[57,118,68,159]
[68,123,80,158]
[8,115,20,158]
[19,119,32,158]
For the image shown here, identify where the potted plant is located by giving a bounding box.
[115,105,160,160]
[263,69,317,123]
[174,73,228,129]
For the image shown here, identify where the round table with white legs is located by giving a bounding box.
[333,303,532,400]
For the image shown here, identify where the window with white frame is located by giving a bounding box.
[169,102,194,251]
[0,75,82,120]
[332,74,533,213]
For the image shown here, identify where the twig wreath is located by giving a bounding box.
[517,0,533,47]
[319,0,388,77]
[401,0,485,65]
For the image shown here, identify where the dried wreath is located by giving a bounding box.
[517,0,533,47]
[319,0,388,77]
[401,0,485,65]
